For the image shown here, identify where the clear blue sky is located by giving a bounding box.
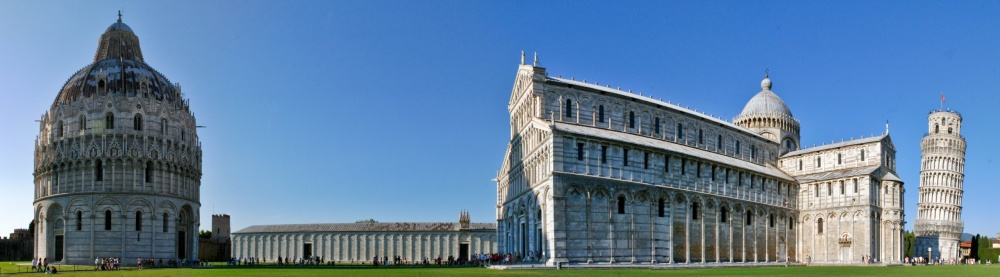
[1,1,998,238]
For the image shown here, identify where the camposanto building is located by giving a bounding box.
[231,211,497,262]
[495,54,904,265]
[32,15,202,264]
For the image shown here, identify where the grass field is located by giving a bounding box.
[2,262,999,276]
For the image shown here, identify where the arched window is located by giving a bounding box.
[56,121,64,138]
[628,111,635,128]
[654,117,660,134]
[854,179,859,193]
[751,145,756,159]
[691,202,699,220]
[816,156,821,168]
[617,196,626,214]
[145,161,154,183]
[79,115,87,131]
[746,211,753,225]
[934,124,939,133]
[181,130,186,141]
[817,218,824,233]
[840,181,845,194]
[784,139,794,150]
[564,99,573,118]
[735,141,741,155]
[789,216,794,230]
[799,160,803,170]
[161,119,168,135]
[717,135,723,150]
[860,149,866,161]
[698,129,704,144]
[814,185,819,197]
[95,160,104,181]
[769,214,775,228]
[135,211,143,231]
[720,207,728,223]
[827,183,832,196]
[98,79,106,92]
[837,153,842,164]
[598,105,605,123]
[105,113,115,129]
[676,123,684,139]
[162,213,169,233]
[658,198,665,217]
[948,127,953,134]
[133,114,143,131]
[76,211,82,231]
[104,210,112,230]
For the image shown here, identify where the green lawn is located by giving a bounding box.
[1,262,998,276]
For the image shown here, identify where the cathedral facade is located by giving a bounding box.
[495,56,904,265]
[32,16,202,264]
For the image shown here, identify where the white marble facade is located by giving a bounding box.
[495,55,904,265]
[33,16,202,265]
[914,110,966,261]
[232,213,496,262]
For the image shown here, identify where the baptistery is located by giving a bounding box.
[32,14,201,264]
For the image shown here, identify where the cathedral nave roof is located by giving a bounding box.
[783,134,888,157]
[234,222,497,234]
[793,165,881,183]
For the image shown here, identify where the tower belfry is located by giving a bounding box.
[914,108,966,261]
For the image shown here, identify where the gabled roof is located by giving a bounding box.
[552,122,793,181]
[783,134,888,157]
[544,76,770,141]
[793,166,880,183]
[234,222,497,234]
[883,171,902,182]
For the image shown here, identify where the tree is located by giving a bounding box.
[971,234,979,260]
[355,219,378,223]
[904,230,915,258]
[199,230,213,239]
[28,220,35,238]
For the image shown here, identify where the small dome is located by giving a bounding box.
[105,21,133,33]
[738,75,793,118]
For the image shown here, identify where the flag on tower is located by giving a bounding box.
[941,93,946,103]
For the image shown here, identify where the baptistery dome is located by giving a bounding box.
[33,15,201,265]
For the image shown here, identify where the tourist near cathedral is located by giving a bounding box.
[495,54,906,265]
[31,14,202,264]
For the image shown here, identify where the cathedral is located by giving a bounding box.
[495,54,905,265]
[32,15,202,264]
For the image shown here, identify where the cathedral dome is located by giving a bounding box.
[737,76,793,118]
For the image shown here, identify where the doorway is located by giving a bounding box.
[303,243,313,259]
[842,247,850,262]
[459,243,469,262]
[54,235,64,261]
[178,231,186,259]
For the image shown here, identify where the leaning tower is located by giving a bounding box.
[914,109,966,261]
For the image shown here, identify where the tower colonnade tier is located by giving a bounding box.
[32,15,202,265]
[914,110,965,261]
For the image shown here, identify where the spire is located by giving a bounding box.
[886,120,890,134]
[520,51,525,65]
[118,10,122,23]
[533,52,539,67]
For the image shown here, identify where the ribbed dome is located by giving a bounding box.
[51,18,176,106]
[105,21,133,33]
[738,76,793,118]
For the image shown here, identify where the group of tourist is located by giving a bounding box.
[30,258,57,274]
[93,257,122,271]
